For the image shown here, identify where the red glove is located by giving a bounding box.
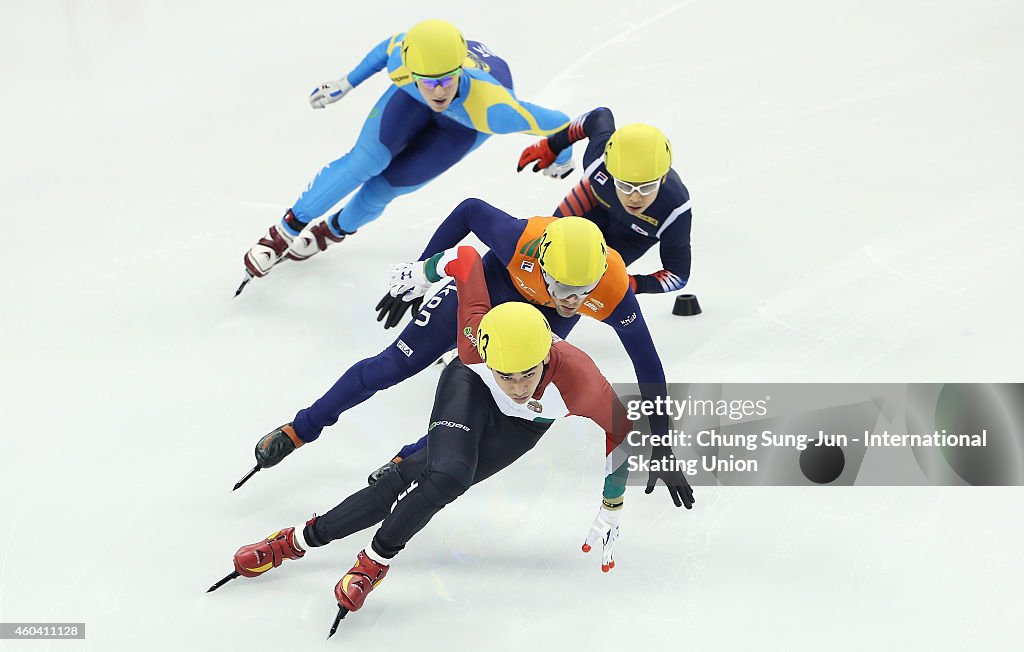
[517,139,558,173]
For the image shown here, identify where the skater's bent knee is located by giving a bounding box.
[419,458,474,505]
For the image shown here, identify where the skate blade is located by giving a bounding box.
[234,272,254,297]
[207,570,241,593]
[232,464,261,491]
[327,604,350,639]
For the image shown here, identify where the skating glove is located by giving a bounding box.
[374,292,424,330]
[645,445,695,509]
[387,261,433,302]
[543,159,575,180]
[254,424,304,469]
[519,139,574,179]
[518,139,558,173]
[309,78,353,109]
[582,500,622,572]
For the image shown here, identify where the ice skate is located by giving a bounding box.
[243,223,294,278]
[236,210,308,296]
[334,549,389,612]
[286,211,351,262]
[207,526,306,592]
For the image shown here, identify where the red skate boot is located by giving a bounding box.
[232,526,305,578]
[334,549,389,612]
[326,549,390,637]
[208,519,318,593]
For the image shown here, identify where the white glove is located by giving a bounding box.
[387,261,433,303]
[309,78,353,109]
[543,159,575,180]
[582,503,622,572]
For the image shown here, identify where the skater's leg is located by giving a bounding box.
[370,362,551,559]
[332,117,489,233]
[290,280,460,441]
[241,87,433,278]
[302,447,429,547]
[289,86,433,225]
[368,361,490,557]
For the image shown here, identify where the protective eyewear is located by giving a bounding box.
[542,269,600,300]
[412,69,462,89]
[612,177,661,196]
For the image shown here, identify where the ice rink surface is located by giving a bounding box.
[1,1,1022,649]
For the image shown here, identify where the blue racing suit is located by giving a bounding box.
[284,35,571,236]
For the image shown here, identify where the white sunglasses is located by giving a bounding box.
[613,177,661,196]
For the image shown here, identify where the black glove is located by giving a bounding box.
[254,424,303,469]
[644,445,695,509]
[366,460,397,486]
[374,292,424,330]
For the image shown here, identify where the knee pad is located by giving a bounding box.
[417,457,474,506]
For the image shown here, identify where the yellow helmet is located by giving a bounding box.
[537,217,608,288]
[477,302,552,374]
[401,19,467,77]
[604,123,672,183]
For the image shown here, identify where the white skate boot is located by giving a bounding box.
[286,211,351,262]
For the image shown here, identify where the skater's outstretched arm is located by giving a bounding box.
[556,344,632,500]
[519,107,617,175]
[600,292,694,509]
[309,35,397,109]
[345,35,398,87]
[417,198,527,263]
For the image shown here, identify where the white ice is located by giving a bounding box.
[1,1,1022,650]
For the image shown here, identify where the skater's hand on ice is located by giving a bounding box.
[374,292,424,330]
[582,502,622,573]
[645,446,695,509]
[542,159,575,180]
[309,78,353,109]
[517,138,560,173]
